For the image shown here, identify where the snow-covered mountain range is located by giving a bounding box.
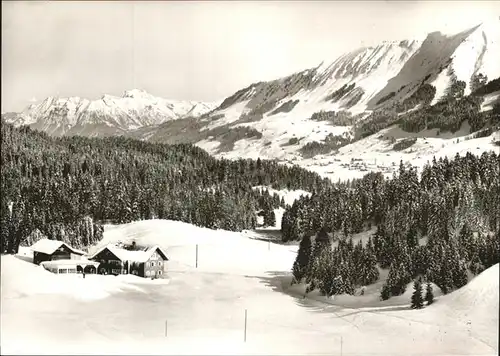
[3,22,500,180]
[3,89,219,137]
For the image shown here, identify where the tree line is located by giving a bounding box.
[288,152,500,300]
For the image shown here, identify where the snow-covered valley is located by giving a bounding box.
[1,219,498,355]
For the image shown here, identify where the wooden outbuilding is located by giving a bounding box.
[31,239,86,265]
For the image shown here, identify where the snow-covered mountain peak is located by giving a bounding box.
[122,89,153,100]
[4,90,219,137]
[101,94,115,101]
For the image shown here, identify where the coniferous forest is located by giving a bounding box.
[0,121,329,253]
[286,152,500,300]
[1,119,499,302]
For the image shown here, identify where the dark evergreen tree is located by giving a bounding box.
[386,261,412,296]
[292,235,312,284]
[458,222,475,261]
[305,227,331,292]
[424,282,434,306]
[380,284,391,301]
[263,208,276,227]
[411,278,424,309]
[311,227,331,261]
[406,224,419,249]
[359,243,379,285]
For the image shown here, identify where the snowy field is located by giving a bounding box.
[1,219,498,355]
[288,124,500,182]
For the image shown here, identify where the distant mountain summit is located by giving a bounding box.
[3,89,219,137]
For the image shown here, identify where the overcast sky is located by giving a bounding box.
[2,1,499,112]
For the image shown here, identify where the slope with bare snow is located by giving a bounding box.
[1,219,498,355]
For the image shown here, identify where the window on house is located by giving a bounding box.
[158,261,162,267]
[151,261,155,267]
[158,270,162,275]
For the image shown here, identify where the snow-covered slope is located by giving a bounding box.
[1,220,498,355]
[3,89,219,137]
[192,22,500,181]
[429,263,499,348]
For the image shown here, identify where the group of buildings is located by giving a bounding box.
[30,239,169,279]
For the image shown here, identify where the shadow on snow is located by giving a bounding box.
[246,271,414,316]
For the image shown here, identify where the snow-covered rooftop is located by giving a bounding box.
[30,239,85,256]
[89,244,168,263]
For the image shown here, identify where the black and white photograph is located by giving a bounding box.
[1,1,499,354]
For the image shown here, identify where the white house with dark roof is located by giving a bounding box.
[88,243,169,278]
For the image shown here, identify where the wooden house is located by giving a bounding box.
[31,239,86,265]
[88,244,169,278]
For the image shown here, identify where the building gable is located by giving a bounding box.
[54,244,73,255]
[92,247,122,262]
[153,247,169,261]
[145,247,169,262]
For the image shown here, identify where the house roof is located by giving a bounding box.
[30,239,85,256]
[89,244,169,263]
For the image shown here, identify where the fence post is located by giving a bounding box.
[195,244,198,268]
[244,309,247,342]
[340,335,343,356]
[165,320,168,337]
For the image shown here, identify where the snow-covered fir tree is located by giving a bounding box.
[424,282,434,306]
[292,235,312,284]
[411,278,424,309]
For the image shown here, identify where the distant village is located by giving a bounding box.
[29,239,169,279]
